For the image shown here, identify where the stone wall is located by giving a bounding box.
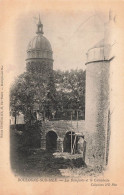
[43,120,85,138]
[41,120,85,151]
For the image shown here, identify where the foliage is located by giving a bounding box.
[10,69,86,123]
[54,69,86,119]
[10,71,56,123]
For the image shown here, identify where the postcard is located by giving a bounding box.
[0,0,124,194]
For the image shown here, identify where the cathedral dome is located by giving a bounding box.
[26,16,53,60]
[27,35,52,51]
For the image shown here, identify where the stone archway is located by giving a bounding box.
[46,131,57,152]
[63,131,77,153]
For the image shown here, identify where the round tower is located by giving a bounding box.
[85,12,115,167]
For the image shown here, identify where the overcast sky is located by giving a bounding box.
[14,10,108,76]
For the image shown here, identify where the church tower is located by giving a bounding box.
[26,16,53,77]
[25,16,56,120]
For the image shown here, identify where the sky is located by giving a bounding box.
[9,9,109,81]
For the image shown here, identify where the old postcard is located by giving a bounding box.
[0,0,124,194]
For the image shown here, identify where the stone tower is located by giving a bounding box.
[25,16,55,114]
[85,12,115,167]
[26,16,53,77]
[25,17,55,149]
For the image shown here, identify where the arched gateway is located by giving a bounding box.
[63,131,78,153]
[46,131,57,151]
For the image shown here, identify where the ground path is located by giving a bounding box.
[11,148,86,178]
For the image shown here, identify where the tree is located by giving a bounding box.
[10,68,86,123]
[10,71,56,124]
[53,69,86,119]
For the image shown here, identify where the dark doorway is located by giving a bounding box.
[46,131,57,152]
[63,131,77,153]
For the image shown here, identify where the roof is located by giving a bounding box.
[27,34,52,51]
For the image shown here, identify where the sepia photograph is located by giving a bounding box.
[1,0,124,194]
[10,10,116,178]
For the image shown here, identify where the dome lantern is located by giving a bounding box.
[36,15,44,35]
